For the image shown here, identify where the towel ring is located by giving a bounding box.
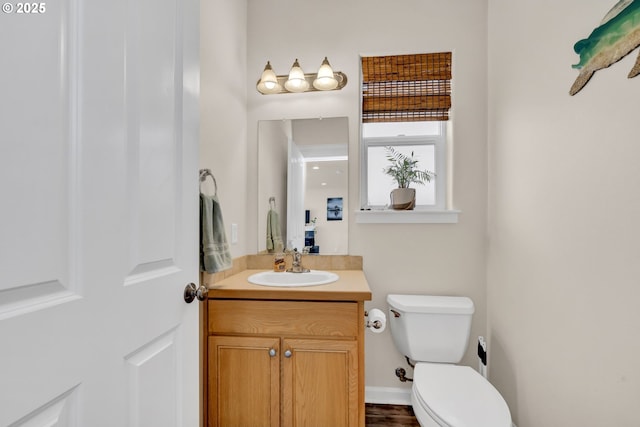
[269,196,276,210]
[199,168,218,195]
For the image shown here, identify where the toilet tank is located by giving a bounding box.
[387,294,475,363]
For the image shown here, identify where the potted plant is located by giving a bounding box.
[383,146,435,210]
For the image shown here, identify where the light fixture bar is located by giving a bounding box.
[257,72,347,95]
[265,72,347,94]
[256,58,348,95]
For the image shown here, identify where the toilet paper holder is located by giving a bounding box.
[364,310,384,330]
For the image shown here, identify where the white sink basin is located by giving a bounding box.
[248,270,339,287]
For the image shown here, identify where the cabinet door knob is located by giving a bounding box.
[284,350,292,358]
[269,348,277,357]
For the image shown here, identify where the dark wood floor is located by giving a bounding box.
[365,403,420,427]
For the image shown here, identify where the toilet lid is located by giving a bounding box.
[413,363,511,427]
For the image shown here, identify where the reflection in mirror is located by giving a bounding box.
[258,117,349,255]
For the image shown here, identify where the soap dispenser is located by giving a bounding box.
[273,243,285,272]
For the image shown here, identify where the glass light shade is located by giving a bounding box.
[256,61,282,94]
[313,57,339,90]
[284,59,309,92]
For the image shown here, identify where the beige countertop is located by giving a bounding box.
[207,269,372,302]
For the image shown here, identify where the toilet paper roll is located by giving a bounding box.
[367,308,387,333]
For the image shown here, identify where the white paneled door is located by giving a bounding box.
[0,0,200,425]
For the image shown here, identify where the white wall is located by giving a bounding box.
[200,0,248,257]
[488,1,640,426]
[246,0,489,392]
[305,162,348,254]
[294,117,349,254]
[257,120,289,253]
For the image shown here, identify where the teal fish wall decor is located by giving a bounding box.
[570,0,640,95]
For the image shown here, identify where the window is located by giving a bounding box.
[358,53,457,223]
[362,121,445,210]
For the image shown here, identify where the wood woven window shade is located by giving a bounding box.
[361,52,452,123]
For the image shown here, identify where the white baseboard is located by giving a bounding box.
[365,386,412,405]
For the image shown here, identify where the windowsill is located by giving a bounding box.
[354,209,460,224]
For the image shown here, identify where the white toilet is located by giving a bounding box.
[387,294,511,427]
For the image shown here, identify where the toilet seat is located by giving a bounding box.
[412,363,511,427]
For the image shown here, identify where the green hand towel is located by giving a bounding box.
[200,193,232,273]
[266,208,283,252]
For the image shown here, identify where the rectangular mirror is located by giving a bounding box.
[258,117,349,255]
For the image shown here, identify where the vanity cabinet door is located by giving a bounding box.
[282,338,359,427]
[209,335,281,427]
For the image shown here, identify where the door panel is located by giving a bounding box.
[7,386,78,427]
[209,336,281,427]
[125,0,180,282]
[0,0,78,320]
[282,339,358,427]
[0,0,200,424]
[125,329,180,427]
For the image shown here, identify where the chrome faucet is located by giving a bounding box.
[287,248,310,273]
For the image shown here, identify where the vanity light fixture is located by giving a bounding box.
[256,57,347,95]
[256,61,282,94]
[313,57,339,90]
[284,59,309,92]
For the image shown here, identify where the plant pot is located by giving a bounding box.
[390,188,416,210]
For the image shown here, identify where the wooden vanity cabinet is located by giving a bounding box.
[209,335,280,427]
[207,298,364,427]
[282,337,358,427]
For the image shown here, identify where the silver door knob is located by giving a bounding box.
[184,282,207,303]
[284,350,292,358]
[269,348,277,357]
